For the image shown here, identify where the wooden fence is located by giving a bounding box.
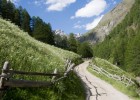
[0,60,75,89]
[90,64,135,86]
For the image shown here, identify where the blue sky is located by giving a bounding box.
[11,0,121,34]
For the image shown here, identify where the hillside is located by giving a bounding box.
[79,0,135,43]
[0,18,85,100]
[88,58,139,99]
[93,0,140,76]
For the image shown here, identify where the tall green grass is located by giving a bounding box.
[93,58,135,79]
[0,18,85,100]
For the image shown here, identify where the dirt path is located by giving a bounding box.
[74,61,131,100]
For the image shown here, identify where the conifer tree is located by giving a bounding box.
[77,42,93,58]
[21,9,31,34]
[6,0,15,22]
[14,9,20,26]
[68,33,77,53]
[32,17,54,45]
[1,0,7,19]
[0,0,2,16]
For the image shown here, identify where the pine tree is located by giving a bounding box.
[68,33,77,53]
[77,42,93,58]
[33,17,46,41]
[125,32,140,75]
[32,17,54,45]
[45,23,54,45]
[0,0,2,16]
[1,0,15,21]
[54,34,68,49]
[21,9,31,34]
[1,0,7,19]
[6,0,15,22]
[18,6,23,27]
[61,36,68,49]
[14,9,20,26]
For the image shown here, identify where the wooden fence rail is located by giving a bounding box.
[4,70,60,76]
[90,64,135,86]
[0,59,75,89]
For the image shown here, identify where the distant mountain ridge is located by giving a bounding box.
[79,0,135,43]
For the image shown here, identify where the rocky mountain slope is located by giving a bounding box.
[79,0,135,43]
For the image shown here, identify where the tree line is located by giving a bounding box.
[93,0,140,76]
[0,0,54,45]
[0,0,93,58]
[55,33,93,58]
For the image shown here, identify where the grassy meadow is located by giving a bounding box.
[0,18,85,100]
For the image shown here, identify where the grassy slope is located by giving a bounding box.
[88,57,139,100]
[0,18,85,100]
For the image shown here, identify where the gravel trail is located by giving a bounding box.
[74,61,131,100]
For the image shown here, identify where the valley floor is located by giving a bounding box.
[74,61,130,100]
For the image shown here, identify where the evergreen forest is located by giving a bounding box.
[93,0,140,76]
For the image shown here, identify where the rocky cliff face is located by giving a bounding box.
[79,0,135,43]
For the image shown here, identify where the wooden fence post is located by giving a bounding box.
[66,60,71,71]
[0,61,10,89]
[64,59,69,71]
[51,69,57,82]
[64,63,75,76]
[0,61,10,99]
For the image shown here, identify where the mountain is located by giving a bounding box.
[54,29,66,36]
[93,0,140,76]
[79,0,135,43]
[0,18,84,100]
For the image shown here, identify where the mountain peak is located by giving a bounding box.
[79,0,135,43]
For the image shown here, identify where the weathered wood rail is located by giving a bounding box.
[90,63,135,86]
[0,60,75,89]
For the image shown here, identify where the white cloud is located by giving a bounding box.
[34,1,41,5]
[46,0,76,11]
[74,25,83,29]
[73,15,104,30]
[73,21,84,29]
[70,16,75,19]
[73,0,107,18]
[85,15,104,30]
[33,0,45,6]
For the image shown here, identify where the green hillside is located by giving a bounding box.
[0,17,85,100]
[93,0,140,76]
[88,58,139,99]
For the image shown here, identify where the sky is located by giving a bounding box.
[10,0,122,34]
